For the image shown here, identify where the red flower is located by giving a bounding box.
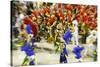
[48,17,55,25]
[75,14,81,22]
[64,4,73,11]
[66,11,72,22]
[58,3,62,8]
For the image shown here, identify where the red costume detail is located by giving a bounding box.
[22,17,38,37]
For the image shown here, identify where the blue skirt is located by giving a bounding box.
[60,52,67,63]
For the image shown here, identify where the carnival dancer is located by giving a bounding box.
[72,20,84,62]
[83,29,97,59]
[20,15,38,65]
[59,25,73,63]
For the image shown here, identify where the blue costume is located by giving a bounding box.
[21,42,35,65]
[72,46,84,59]
[25,24,33,34]
[60,47,68,63]
[63,28,72,44]
[21,42,35,56]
